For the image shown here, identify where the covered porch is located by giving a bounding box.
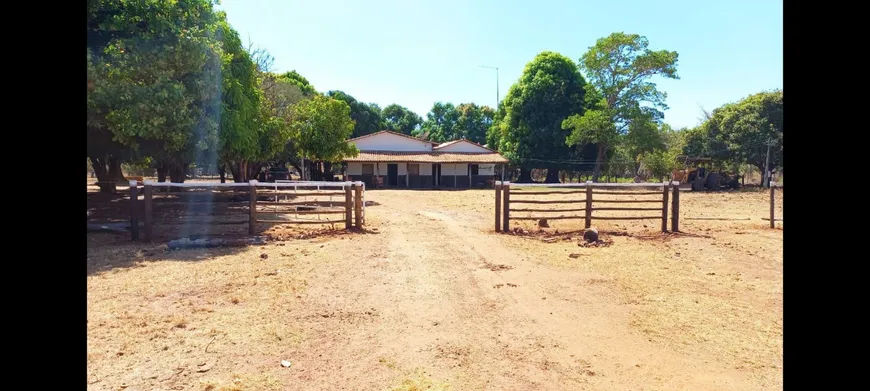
[346,161,506,189]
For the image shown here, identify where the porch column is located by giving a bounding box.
[405,163,409,188]
[468,163,471,188]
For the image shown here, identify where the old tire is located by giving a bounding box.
[583,227,599,242]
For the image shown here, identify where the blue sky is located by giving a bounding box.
[219,0,782,129]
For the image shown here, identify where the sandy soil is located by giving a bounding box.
[87,187,782,390]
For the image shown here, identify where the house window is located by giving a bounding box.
[408,164,420,176]
[362,164,374,175]
[470,164,479,175]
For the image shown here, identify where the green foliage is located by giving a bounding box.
[278,70,317,97]
[87,0,224,163]
[493,51,588,166]
[419,102,458,142]
[564,32,679,180]
[216,15,262,164]
[706,90,783,172]
[383,104,423,135]
[290,95,359,162]
[327,90,384,138]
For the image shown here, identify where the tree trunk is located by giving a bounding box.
[544,168,560,183]
[218,164,226,183]
[156,165,167,183]
[323,162,333,181]
[516,167,533,183]
[592,144,607,182]
[107,156,126,183]
[89,156,116,194]
[168,162,187,191]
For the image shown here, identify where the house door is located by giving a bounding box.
[432,164,441,187]
[387,164,398,187]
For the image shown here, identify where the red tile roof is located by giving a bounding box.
[347,130,439,144]
[344,150,508,163]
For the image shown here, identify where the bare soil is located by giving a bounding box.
[87,185,782,390]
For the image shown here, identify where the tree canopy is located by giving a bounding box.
[492,51,589,182]
[327,90,385,138]
[563,32,680,181]
[382,104,423,135]
[290,95,359,163]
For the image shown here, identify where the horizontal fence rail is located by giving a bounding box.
[495,181,681,233]
[127,180,366,241]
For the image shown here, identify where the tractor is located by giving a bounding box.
[671,156,741,191]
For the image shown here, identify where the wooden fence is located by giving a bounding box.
[128,180,366,241]
[494,181,681,233]
[763,184,782,228]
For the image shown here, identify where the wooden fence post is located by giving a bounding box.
[661,181,670,232]
[354,183,363,229]
[248,180,257,235]
[502,182,510,232]
[345,184,353,229]
[769,185,775,228]
[671,184,680,232]
[585,181,593,229]
[144,183,153,241]
[129,180,139,241]
[495,183,502,232]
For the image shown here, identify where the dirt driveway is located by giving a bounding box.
[87,189,782,390]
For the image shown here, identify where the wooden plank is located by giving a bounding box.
[143,185,153,241]
[354,185,363,228]
[591,190,663,195]
[510,200,584,204]
[592,207,662,211]
[769,185,775,228]
[671,185,680,232]
[257,201,345,207]
[661,183,670,232]
[502,182,510,232]
[249,182,257,235]
[509,190,586,195]
[590,199,663,203]
[156,220,249,225]
[593,216,661,220]
[510,208,586,213]
[585,181,593,229]
[345,185,352,229]
[257,209,345,215]
[257,191,345,196]
[130,183,139,240]
[511,215,584,221]
[495,184,502,232]
[761,217,783,221]
[256,219,345,225]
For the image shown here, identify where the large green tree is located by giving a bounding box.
[418,102,458,141]
[87,0,224,191]
[327,90,385,138]
[492,51,589,182]
[382,104,423,135]
[290,95,359,180]
[419,102,494,144]
[563,32,679,182]
[704,90,783,181]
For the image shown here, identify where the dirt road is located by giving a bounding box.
[88,189,781,390]
[280,192,765,390]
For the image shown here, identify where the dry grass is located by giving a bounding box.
[87,184,782,389]
[387,369,451,391]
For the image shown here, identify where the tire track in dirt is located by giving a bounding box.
[283,197,758,390]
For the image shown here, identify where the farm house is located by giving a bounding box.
[344,130,508,189]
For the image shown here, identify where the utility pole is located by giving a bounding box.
[480,65,499,108]
[762,138,772,188]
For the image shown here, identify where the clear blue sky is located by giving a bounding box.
[219,0,782,129]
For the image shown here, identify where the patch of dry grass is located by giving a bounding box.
[387,369,451,391]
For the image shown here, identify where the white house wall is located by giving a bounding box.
[441,163,468,176]
[435,140,492,153]
[352,133,433,152]
[478,164,495,175]
[347,162,362,175]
